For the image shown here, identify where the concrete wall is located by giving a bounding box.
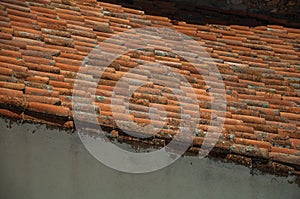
[0,118,299,199]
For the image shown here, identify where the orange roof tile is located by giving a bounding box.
[0,0,299,174]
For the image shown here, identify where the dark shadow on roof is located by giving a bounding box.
[100,0,300,28]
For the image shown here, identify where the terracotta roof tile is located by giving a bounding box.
[271,146,300,156]
[0,66,13,76]
[0,32,12,40]
[3,72,18,80]
[41,28,70,38]
[13,28,43,41]
[0,93,25,109]
[25,86,59,97]
[8,14,34,25]
[0,81,24,90]
[11,21,38,31]
[20,49,53,59]
[0,1,29,12]
[13,36,44,47]
[0,26,13,34]
[44,34,73,47]
[269,152,300,166]
[0,0,299,172]
[0,108,22,119]
[7,8,36,20]
[0,86,23,97]
[23,56,55,66]
[0,55,24,66]
[27,101,69,117]
[0,49,21,58]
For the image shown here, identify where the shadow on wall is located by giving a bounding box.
[100,0,300,28]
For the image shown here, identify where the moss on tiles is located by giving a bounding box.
[95,96,105,102]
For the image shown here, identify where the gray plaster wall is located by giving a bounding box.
[0,118,299,199]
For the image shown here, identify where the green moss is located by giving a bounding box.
[95,96,105,102]
[262,103,270,108]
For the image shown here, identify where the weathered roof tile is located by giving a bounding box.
[27,101,69,117]
[0,0,299,171]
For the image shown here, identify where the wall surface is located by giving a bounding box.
[0,118,299,199]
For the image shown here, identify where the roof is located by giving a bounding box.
[0,0,299,175]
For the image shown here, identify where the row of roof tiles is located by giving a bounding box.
[0,0,299,171]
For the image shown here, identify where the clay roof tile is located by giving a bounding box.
[0,0,299,171]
